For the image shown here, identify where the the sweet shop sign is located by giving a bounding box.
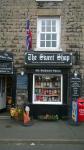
[25,51,73,66]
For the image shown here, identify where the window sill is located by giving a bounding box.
[34,48,63,51]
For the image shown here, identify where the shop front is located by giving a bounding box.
[25,51,73,118]
[0,52,14,111]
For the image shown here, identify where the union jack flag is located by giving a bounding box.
[26,19,32,50]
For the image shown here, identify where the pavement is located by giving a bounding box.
[0,116,84,144]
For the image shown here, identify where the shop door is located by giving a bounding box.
[0,77,6,110]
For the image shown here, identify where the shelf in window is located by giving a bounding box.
[35,94,59,96]
[35,86,60,89]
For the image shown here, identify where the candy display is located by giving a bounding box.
[33,74,62,104]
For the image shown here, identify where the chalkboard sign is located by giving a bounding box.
[17,74,28,90]
[70,72,81,100]
[0,62,13,74]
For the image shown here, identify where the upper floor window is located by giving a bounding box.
[36,0,63,1]
[37,17,61,51]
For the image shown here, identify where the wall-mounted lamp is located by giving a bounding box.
[21,71,24,76]
[74,70,78,77]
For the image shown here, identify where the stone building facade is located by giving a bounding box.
[0,0,84,116]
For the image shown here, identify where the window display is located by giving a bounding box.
[33,74,63,104]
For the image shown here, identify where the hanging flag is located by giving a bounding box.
[26,19,32,50]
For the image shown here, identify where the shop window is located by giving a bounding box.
[37,17,61,51]
[33,74,63,104]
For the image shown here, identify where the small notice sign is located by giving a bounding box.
[17,74,28,90]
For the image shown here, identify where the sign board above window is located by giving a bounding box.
[36,0,63,1]
[25,51,73,66]
[0,52,13,61]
